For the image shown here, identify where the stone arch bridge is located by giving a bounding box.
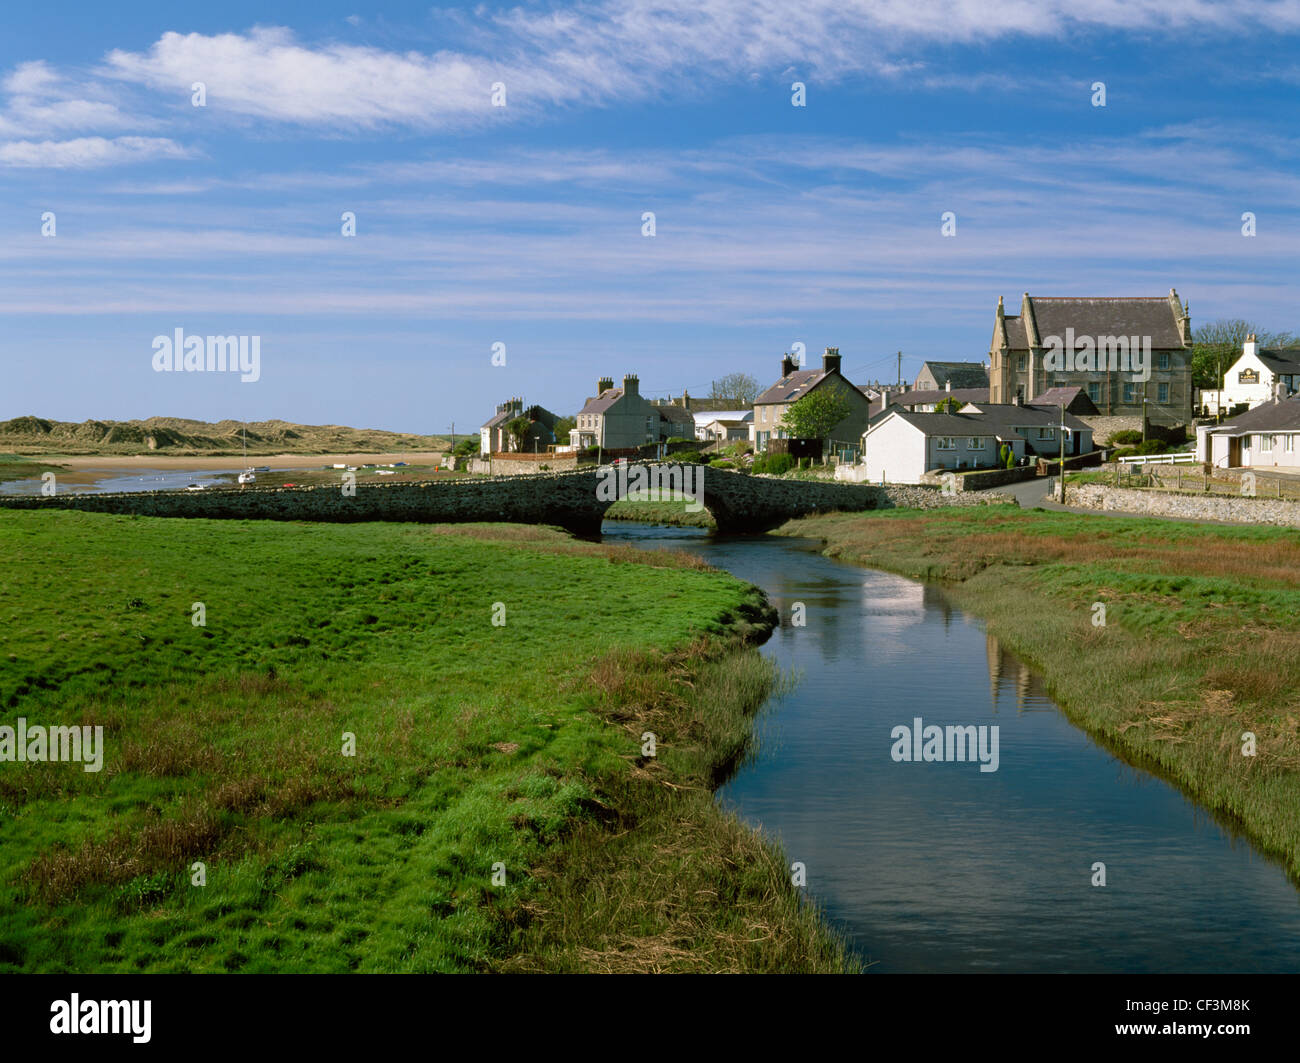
[0,462,897,536]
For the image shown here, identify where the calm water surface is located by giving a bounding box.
[603,520,1300,973]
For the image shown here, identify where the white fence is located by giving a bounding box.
[1114,451,1197,466]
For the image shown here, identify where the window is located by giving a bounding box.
[1158,383,1170,404]
[1017,356,1027,371]
[968,437,986,450]
[1087,381,1100,402]
[1158,352,1170,370]
[1123,383,1137,404]
[1287,434,1296,453]
[936,437,957,450]
[1258,433,1272,453]
[1038,427,1054,440]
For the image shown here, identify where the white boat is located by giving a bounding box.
[237,425,256,484]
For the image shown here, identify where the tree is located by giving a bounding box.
[552,415,576,445]
[780,387,851,457]
[504,416,532,452]
[1191,319,1298,390]
[710,373,760,405]
[934,396,962,414]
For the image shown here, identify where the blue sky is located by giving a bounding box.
[3,0,1299,433]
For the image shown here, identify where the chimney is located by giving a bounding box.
[597,377,614,396]
[822,346,842,374]
[682,389,690,410]
[623,373,639,397]
[1244,333,1259,360]
[945,380,952,392]
[781,353,796,378]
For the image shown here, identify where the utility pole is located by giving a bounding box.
[1058,403,1066,505]
[897,351,903,387]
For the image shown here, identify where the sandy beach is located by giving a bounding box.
[43,451,445,470]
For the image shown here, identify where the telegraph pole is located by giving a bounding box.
[1058,403,1066,504]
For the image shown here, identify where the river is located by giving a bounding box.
[602,520,1300,973]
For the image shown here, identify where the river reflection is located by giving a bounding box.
[602,520,1300,973]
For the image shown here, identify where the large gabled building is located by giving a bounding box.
[990,290,1194,424]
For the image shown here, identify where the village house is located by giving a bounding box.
[1199,335,1300,417]
[1196,394,1300,470]
[914,360,989,392]
[569,375,660,450]
[879,385,991,413]
[989,290,1194,425]
[697,413,753,442]
[751,347,874,453]
[479,398,560,455]
[861,400,1093,485]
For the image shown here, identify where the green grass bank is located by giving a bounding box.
[0,511,851,972]
[777,505,1300,881]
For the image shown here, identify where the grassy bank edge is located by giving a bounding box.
[772,505,1300,885]
[501,607,860,971]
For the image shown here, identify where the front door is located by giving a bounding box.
[1228,436,1242,468]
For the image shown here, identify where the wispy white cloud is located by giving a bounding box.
[87,1,1300,131]
[0,135,192,168]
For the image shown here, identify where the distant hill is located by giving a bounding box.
[0,416,450,456]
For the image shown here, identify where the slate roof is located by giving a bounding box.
[1030,386,1099,413]
[755,368,829,406]
[578,389,626,415]
[1011,297,1186,350]
[657,405,695,428]
[870,403,1091,439]
[960,402,1091,433]
[1204,395,1300,435]
[1258,347,1300,374]
[918,361,989,388]
[888,387,989,408]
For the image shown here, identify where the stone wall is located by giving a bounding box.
[920,466,1038,492]
[487,453,579,475]
[0,463,1017,536]
[1066,483,1300,527]
[1080,416,1187,447]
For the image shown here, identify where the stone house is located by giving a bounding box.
[479,398,559,455]
[570,375,660,450]
[990,290,1193,425]
[914,361,989,392]
[751,347,874,453]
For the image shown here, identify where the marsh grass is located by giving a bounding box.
[0,511,850,972]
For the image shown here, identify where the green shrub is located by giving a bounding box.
[709,460,735,469]
[1110,429,1143,445]
[754,453,794,475]
[673,451,706,465]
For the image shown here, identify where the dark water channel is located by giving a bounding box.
[602,520,1300,973]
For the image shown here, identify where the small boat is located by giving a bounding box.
[237,425,256,484]
[185,483,205,491]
